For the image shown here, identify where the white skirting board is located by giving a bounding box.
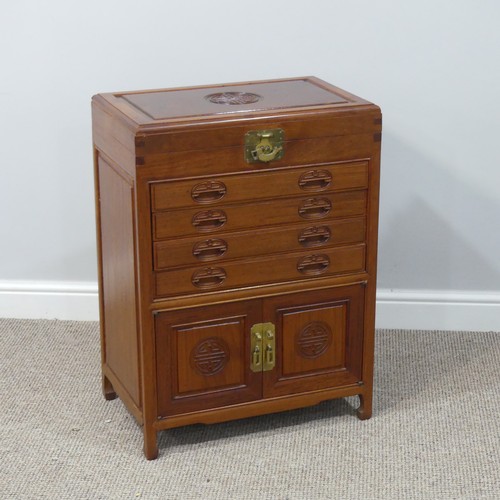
[0,281,499,331]
[376,289,500,331]
[0,281,99,321]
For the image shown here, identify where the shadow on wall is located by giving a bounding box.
[377,131,500,292]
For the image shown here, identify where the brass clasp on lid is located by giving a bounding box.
[244,129,284,163]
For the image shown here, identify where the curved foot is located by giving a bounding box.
[102,375,117,401]
[356,393,372,420]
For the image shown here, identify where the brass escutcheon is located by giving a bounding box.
[244,129,284,164]
[250,322,276,371]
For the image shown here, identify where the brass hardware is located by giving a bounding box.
[298,198,332,220]
[251,322,276,372]
[252,345,261,369]
[298,226,331,247]
[262,323,275,371]
[250,325,263,372]
[245,129,284,163]
[192,210,227,232]
[192,238,228,261]
[297,254,330,275]
[191,267,227,288]
[191,181,227,204]
[298,170,332,191]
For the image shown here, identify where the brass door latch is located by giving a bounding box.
[250,322,276,372]
[245,129,284,164]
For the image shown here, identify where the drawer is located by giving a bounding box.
[154,244,366,298]
[154,217,366,270]
[151,161,368,211]
[153,190,367,240]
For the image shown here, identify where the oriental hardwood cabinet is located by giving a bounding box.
[92,77,382,459]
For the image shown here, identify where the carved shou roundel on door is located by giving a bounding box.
[297,321,332,358]
[190,337,230,376]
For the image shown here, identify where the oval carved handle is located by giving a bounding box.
[298,198,332,220]
[298,170,332,191]
[192,238,228,261]
[297,254,330,275]
[191,267,227,289]
[298,226,331,247]
[192,210,227,232]
[191,181,227,204]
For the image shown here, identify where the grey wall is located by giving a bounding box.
[1,0,499,296]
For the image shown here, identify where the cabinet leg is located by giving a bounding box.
[356,392,372,420]
[143,424,158,460]
[102,374,117,401]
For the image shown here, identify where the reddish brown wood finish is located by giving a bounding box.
[155,301,262,416]
[154,244,366,298]
[152,190,367,240]
[92,76,381,459]
[96,157,140,406]
[153,216,366,270]
[262,285,365,398]
[151,161,368,211]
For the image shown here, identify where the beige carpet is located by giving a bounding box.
[0,319,498,499]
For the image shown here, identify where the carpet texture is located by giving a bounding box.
[0,318,498,499]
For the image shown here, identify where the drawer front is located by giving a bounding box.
[151,161,368,211]
[154,217,366,270]
[153,190,367,240]
[155,244,366,298]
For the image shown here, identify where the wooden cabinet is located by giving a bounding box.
[92,77,381,459]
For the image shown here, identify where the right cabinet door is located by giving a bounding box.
[263,284,365,398]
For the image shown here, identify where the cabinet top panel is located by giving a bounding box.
[93,77,377,128]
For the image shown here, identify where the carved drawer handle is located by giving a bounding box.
[298,226,331,247]
[191,267,227,289]
[192,239,228,261]
[192,210,227,232]
[298,198,332,219]
[191,181,227,204]
[298,170,332,191]
[297,254,330,275]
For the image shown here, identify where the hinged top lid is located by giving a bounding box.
[95,77,375,128]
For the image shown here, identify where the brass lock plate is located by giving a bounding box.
[261,322,276,372]
[244,129,284,164]
[250,324,263,372]
[250,322,276,372]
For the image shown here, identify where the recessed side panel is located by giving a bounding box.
[98,156,140,406]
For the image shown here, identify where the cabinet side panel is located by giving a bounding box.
[98,156,140,406]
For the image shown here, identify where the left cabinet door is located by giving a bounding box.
[155,300,262,416]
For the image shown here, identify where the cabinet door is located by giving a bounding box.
[155,301,262,416]
[263,285,365,398]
